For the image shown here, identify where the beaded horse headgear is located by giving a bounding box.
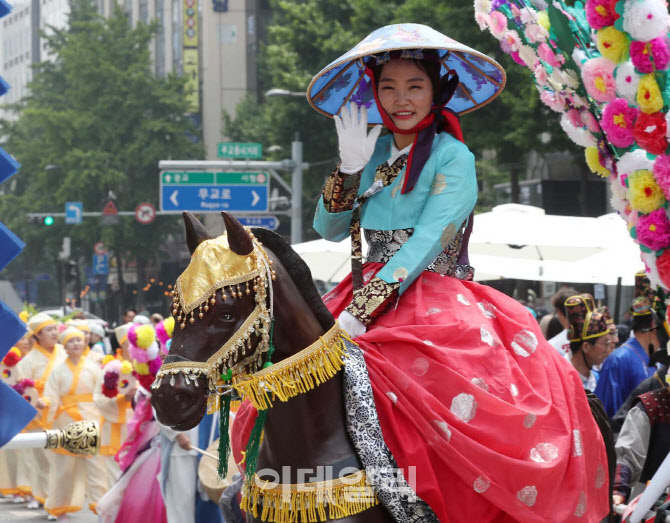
[153,229,276,394]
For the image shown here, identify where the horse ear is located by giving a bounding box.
[183,212,212,255]
[221,212,254,256]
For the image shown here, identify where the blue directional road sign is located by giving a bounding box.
[160,185,269,213]
[237,216,279,230]
[65,202,83,224]
[92,254,109,275]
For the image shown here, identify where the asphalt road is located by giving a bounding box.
[0,497,96,522]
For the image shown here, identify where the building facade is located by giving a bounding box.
[0,0,262,153]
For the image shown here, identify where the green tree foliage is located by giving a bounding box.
[225,0,579,237]
[0,0,203,304]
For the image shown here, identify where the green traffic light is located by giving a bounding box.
[43,216,54,226]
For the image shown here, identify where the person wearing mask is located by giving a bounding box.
[564,294,615,390]
[595,272,663,418]
[547,287,579,357]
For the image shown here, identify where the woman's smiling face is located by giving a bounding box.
[377,59,434,131]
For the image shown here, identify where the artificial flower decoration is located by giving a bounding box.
[618,148,656,175]
[128,324,159,364]
[500,30,522,53]
[586,0,619,29]
[539,88,567,112]
[610,175,631,215]
[561,114,597,147]
[630,37,670,73]
[615,62,641,105]
[102,360,122,398]
[637,208,670,251]
[653,154,670,198]
[537,42,563,67]
[623,0,669,42]
[628,169,666,213]
[637,74,664,113]
[2,347,21,366]
[585,147,611,176]
[537,10,550,31]
[489,10,508,37]
[655,249,670,288]
[596,27,630,63]
[582,57,617,102]
[601,98,640,147]
[524,23,549,44]
[633,112,668,154]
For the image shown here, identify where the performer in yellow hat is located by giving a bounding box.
[14,312,66,507]
[42,327,108,519]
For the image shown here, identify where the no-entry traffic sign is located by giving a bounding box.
[135,202,156,224]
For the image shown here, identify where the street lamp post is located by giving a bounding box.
[265,88,307,244]
[291,134,303,245]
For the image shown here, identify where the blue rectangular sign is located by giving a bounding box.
[160,185,268,212]
[92,254,109,275]
[237,216,279,230]
[65,202,83,224]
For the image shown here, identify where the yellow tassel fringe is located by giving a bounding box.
[232,323,351,411]
[240,469,378,522]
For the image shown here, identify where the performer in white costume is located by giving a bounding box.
[43,327,108,520]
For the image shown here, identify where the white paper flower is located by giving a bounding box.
[517,45,538,68]
[572,48,587,68]
[623,0,669,42]
[609,177,629,215]
[642,252,662,289]
[474,0,491,14]
[615,61,641,105]
[560,114,597,147]
[617,149,654,175]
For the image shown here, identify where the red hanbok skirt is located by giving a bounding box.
[236,264,610,522]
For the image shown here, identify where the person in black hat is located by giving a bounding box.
[595,272,664,418]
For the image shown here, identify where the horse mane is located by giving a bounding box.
[251,228,335,332]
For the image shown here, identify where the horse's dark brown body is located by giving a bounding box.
[152,213,393,522]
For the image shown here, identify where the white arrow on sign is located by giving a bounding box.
[251,190,260,207]
[67,204,82,221]
[170,190,179,207]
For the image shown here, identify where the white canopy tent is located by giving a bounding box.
[293,204,644,286]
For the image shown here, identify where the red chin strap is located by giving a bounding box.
[363,66,463,194]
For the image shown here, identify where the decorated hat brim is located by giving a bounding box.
[307,23,506,123]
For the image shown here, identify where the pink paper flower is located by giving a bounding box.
[500,30,522,53]
[654,154,670,198]
[601,98,639,147]
[534,62,549,86]
[524,23,549,44]
[489,11,508,37]
[537,43,562,67]
[630,37,670,73]
[637,208,670,252]
[586,0,618,29]
[582,111,601,133]
[582,57,617,102]
[539,89,566,112]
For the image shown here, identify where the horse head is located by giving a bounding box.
[151,211,331,431]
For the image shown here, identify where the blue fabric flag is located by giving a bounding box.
[0,382,37,448]
[0,300,26,360]
[0,222,25,272]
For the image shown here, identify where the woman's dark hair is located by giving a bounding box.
[545,314,564,340]
[631,313,654,333]
[371,49,442,104]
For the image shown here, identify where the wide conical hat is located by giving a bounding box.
[307,23,506,123]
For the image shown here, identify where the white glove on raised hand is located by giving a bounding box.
[338,310,367,339]
[334,103,383,174]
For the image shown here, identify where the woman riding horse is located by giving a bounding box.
[152,24,611,522]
